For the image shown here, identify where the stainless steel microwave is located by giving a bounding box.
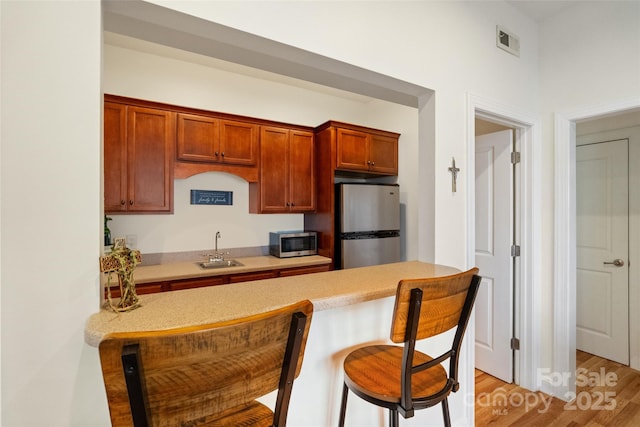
[269,231,317,258]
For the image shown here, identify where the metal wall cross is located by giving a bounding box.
[448,157,460,192]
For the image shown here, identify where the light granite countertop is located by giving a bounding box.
[85,260,459,347]
[131,255,332,284]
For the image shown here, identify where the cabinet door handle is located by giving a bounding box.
[129,200,133,206]
[221,152,225,157]
[120,200,126,205]
[215,151,219,156]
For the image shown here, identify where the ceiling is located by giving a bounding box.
[507,1,580,22]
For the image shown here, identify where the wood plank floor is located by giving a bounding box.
[475,351,640,426]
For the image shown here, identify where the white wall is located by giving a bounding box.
[538,0,640,373]
[103,37,418,257]
[1,1,106,425]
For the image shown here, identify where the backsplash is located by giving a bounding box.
[140,246,270,266]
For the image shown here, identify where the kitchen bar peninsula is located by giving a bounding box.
[85,261,466,426]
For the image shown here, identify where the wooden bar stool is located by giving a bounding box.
[338,269,481,427]
[99,300,313,427]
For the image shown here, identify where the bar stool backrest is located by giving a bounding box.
[391,268,480,342]
[98,300,313,427]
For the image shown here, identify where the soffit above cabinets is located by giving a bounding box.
[102,0,432,108]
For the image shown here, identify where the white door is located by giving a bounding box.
[475,129,514,383]
[576,139,629,364]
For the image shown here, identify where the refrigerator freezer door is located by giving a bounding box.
[340,184,400,232]
[342,235,400,269]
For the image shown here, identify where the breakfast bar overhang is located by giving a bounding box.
[85,261,476,426]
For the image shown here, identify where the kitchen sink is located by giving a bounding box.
[198,259,244,269]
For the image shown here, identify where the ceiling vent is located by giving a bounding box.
[496,25,520,57]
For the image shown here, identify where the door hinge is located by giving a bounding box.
[511,151,521,164]
[511,245,521,257]
[510,337,520,350]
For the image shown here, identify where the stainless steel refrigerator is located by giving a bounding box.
[335,183,401,269]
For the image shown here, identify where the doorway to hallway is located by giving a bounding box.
[576,137,629,365]
[553,103,640,399]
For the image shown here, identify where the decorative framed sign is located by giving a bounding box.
[190,190,233,206]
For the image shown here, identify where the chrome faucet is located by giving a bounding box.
[208,231,228,262]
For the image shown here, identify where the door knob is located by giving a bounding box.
[603,259,625,267]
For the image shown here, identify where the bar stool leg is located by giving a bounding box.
[338,383,348,427]
[389,408,399,427]
[441,398,451,427]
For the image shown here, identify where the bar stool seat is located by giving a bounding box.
[344,345,448,405]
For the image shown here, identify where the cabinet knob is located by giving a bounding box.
[371,161,375,166]
[129,200,133,205]
[215,151,219,156]
[221,152,225,157]
[120,200,125,205]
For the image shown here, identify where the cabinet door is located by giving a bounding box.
[176,113,219,162]
[369,133,398,175]
[228,271,278,283]
[219,120,258,165]
[336,128,370,172]
[278,264,331,277]
[289,130,315,212]
[104,102,128,212]
[127,106,174,213]
[105,282,164,299]
[259,126,290,212]
[169,276,225,291]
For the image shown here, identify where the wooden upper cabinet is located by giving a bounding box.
[104,102,128,212]
[369,133,398,175]
[176,113,218,162]
[250,126,315,213]
[177,113,258,166]
[336,128,370,172]
[334,124,398,176]
[127,106,174,212]
[219,119,259,165]
[104,99,174,214]
[289,130,315,212]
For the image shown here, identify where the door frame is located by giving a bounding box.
[553,98,640,399]
[466,93,542,391]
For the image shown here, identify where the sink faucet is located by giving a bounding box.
[209,231,228,262]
